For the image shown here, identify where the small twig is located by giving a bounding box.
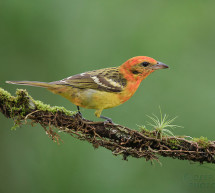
[24,110,40,123]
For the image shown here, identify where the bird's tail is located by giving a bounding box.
[6,81,53,88]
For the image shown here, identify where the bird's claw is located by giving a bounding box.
[100,116,114,125]
[77,111,83,117]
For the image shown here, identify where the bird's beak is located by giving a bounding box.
[152,61,169,70]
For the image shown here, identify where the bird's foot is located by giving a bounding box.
[100,115,114,124]
[77,110,83,117]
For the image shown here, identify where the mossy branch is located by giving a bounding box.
[0,87,215,164]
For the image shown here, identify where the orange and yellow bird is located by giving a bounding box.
[6,56,168,122]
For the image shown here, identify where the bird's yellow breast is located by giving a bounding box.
[49,86,124,110]
[48,76,142,111]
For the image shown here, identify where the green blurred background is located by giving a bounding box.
[1,0,215,193]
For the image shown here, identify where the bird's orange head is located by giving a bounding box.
[119,56,169,81]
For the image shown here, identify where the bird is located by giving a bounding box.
[6,56,168,123]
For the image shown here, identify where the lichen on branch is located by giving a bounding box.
[0,87,215,164]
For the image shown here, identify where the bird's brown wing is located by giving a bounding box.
[50,67,127,93]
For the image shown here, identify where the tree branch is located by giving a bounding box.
[0,87,215,164]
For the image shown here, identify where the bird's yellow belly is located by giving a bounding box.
[49,86,124,110]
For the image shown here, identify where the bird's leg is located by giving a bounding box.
[95,109,114,124]
[77,106,82,117]
[75,106,93,122]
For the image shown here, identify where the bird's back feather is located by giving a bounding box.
[50,67,127,93]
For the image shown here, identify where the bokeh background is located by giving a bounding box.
[1,0,215,193]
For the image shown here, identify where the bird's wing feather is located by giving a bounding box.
[50,67,127,92]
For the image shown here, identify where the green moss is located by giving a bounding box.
[139,125,149,132]
[193,136,210,148]
[10,120,22,130]
[0,88,14,105]
[138,125,158,138]
[15,89,75,116]
[168,139,180,149]
[0,87,76,121]
[0,88,12,98]
[169,139,179,145]
[34,100,75,116]
[15,89,28,96]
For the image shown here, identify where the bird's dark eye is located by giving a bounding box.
[141,62,150,67]
[132,70,139,74]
